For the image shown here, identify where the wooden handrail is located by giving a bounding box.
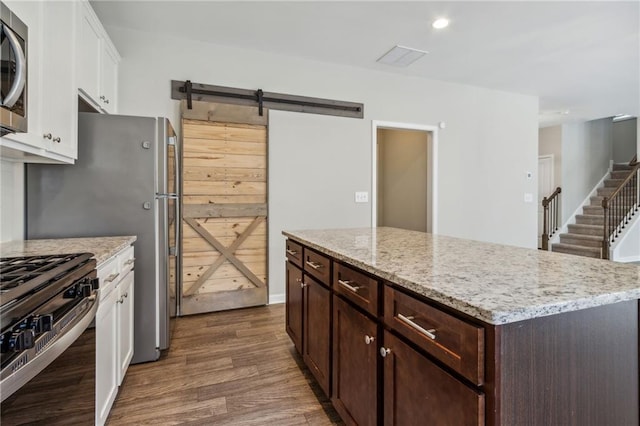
[601,160,640,259]
[602,162,640,208]
[541,187,561,250]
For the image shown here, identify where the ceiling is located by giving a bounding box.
[91,1,639,127]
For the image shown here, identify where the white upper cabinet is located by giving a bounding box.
[40,0,78,159]
[77,5,102,106]
[0,0,119,163]
[77,1,120,114]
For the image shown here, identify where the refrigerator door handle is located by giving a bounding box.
[156,193,179,199]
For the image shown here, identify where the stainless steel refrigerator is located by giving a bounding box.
[26,112,180,364]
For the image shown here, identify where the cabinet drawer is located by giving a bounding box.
[285,240,303,268]
[97,257,120,300]
[333,262,379,316]
[384,286,484,385]
[118,245,135,276]
[303,248,331,286]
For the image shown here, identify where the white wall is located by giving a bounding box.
[561,118,613,223]
[612,118,637,163]
[0,160,24,244]
[613,215,640,263]
[106,26,539,301]
[539,125,562,190]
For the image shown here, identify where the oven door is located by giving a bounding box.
[0,2,28,135]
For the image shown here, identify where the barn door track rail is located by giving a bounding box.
[171,80,364,119]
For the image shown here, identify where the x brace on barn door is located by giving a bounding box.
[171,80,364,119]
[183,216,266,296]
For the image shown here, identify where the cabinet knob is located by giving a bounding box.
[364,335,375,345]
[53,137,61,143]
[117,296,124,304]
[300,282,308,288]
[100,95,106,100]
[380,347,391,357]
[43,133,52,139]
[105,99,110,104]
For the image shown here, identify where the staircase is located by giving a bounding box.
[552,164,635,259]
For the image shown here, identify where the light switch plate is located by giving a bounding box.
[355,191,369,203]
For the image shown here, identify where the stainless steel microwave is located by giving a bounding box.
[0,1,27,136]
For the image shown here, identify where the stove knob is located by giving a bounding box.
[6,330,35,352]
[29,315,53,333]
[90,277,100,290]
[79,283,93,297]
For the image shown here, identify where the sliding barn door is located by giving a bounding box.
[180,103,268,315]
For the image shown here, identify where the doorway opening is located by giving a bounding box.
[372,121,438,234]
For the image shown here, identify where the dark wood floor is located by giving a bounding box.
[107,304,343,425]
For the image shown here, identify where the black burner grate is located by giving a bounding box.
[0,253,94,305]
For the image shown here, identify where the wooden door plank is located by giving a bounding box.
[183,180,266,196]
[183,155,267,169]
[183,139,267,156]
[183,195,267,205]
[183,167,266,183]
[183,203,267,219]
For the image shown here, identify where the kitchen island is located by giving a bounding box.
[283,227,640,426]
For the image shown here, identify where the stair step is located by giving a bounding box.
[604,179,624,188]
[575,214,604,225]
[552,243,601,259]
[568,224,603,236]
[611,170,632,179]
[583,205,604,216]
[597,187,615,197]
[559,233,603,247]
[590,196,604,206]
[613,163,634,171]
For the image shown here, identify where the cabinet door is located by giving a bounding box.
[285,261,303,353]
[77,3,101,103]
[382,331,484,426]
[117,270,134,385]
[100,44,118,113]
[332,296,378,426]
[303,274,331,396]
[96,286,119,426]
[41,0,77,159]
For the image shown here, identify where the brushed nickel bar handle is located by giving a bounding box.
[105,273,120,283]
[124,258,136,265]
[306,261,323,270]
[398,313,436,340]
[338,279,360,293]
[286,249,298,256]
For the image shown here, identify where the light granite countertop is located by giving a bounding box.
[0,236,137,266]
[283,227,640,325]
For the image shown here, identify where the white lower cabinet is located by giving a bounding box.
[96,285,119,426]
[95,245,135,425]
[117,270,134,385]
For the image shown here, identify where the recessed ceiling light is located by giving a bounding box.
[377,45,428,67]
[432,18,449,29]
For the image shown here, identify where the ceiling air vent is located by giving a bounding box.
[377,45,428,67]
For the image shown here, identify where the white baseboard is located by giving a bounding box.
[614,255,640,263]
[268,293,285,304]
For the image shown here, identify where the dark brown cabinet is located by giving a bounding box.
[331,296,378,426]
[303,273,332,396]
[285,261,303,353]
[381,330,484,426]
